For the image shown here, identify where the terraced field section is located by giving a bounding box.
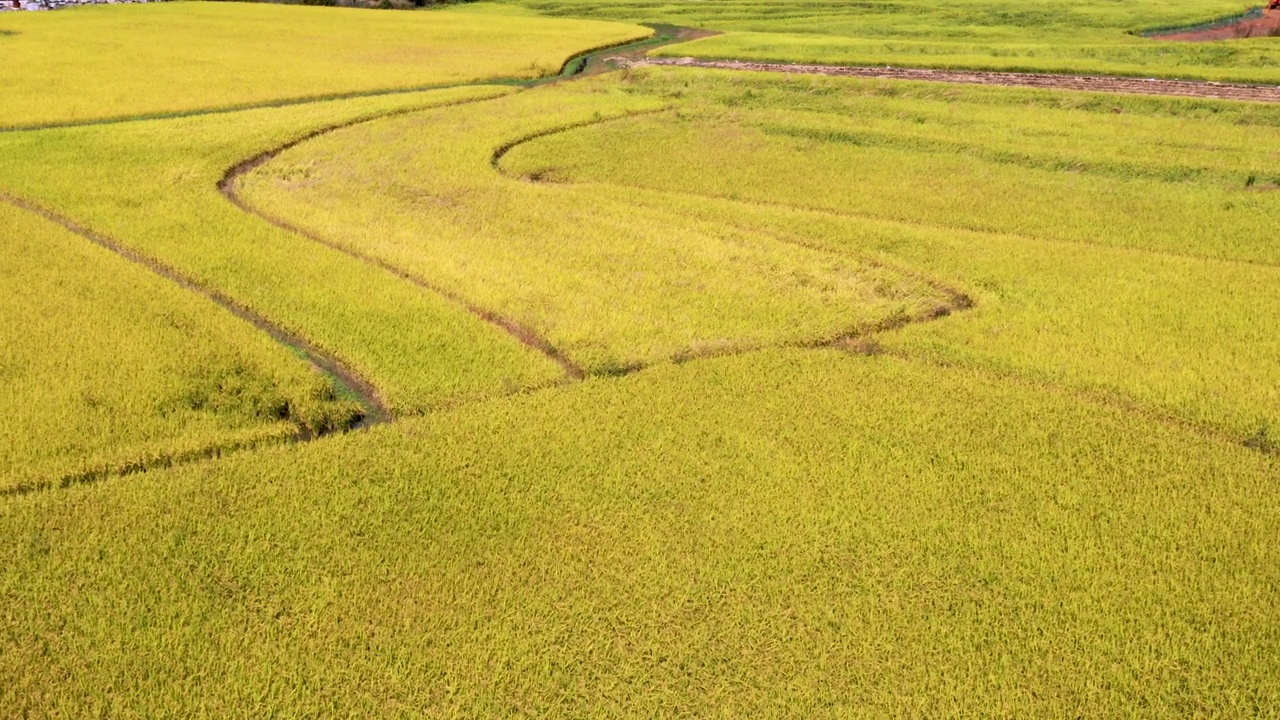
[0,201,358,492]
[251,69,1280,441]
[235,85,959,374]
[0,86,572,422]
[0,1,650,128]
[3,1,1280,716]
[505,0,1280,82]
[5,352,1279,715]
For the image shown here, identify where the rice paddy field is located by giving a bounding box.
[2,0,1279,715]
[505,0,1280,82]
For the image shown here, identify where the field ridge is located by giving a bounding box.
[0,193,387,430]
[629,57,1280,102]
[218,96,588,383]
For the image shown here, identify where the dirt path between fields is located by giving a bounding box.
[621,57,1280,103]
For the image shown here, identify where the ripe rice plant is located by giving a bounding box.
[0,86,569,417]
[235,83,957,374]
[0,2,650,128]
[0,201,357,492]
[498,69,1280,439]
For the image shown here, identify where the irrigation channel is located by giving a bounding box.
[8,22,1280,491]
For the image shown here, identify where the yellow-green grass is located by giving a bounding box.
[0,202,356,492]
[0,86,566,415]
[498,68,1280,440]
[236,79,955,374]
[0,1,650,128]
[500,0,1280,82]
[3,350,1278,714]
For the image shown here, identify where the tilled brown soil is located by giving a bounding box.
[1155,8,1280,41]
[625,57,1280,103]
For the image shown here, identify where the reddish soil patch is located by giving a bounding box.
[626,58,1280,103]
[1157,8,1280,41]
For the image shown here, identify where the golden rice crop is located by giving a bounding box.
[497,68,1280,440]
[235,82,954,374]
[0,2,650,128]
[0,86,567,416]
[0,201,354,492]
[3,8,1280,716]
[3,349,1277,714]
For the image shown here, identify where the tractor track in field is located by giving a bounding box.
[622,57,1280,103]
[0,193,391,433]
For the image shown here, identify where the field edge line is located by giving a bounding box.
[217,93,588,383]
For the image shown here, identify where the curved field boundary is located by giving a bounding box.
[230,104,974,385]
[489,120,1280,457]
[0,29,717,494]
[0,24,695,135]
[490,112,976,334]
[0,193,391,430]
[625,58,1280,103]
[218,106,587,382]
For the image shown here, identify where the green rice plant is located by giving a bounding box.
[2,349,1277,714]
[0,1,651,128]
[0,86,568,416]
[0,201,357,492]
[497,68,1280,439]
[235,79,955,374]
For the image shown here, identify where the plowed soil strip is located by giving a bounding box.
[628,58,1280,103]
[0,192,391,430]
[1154,8,1280,41]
